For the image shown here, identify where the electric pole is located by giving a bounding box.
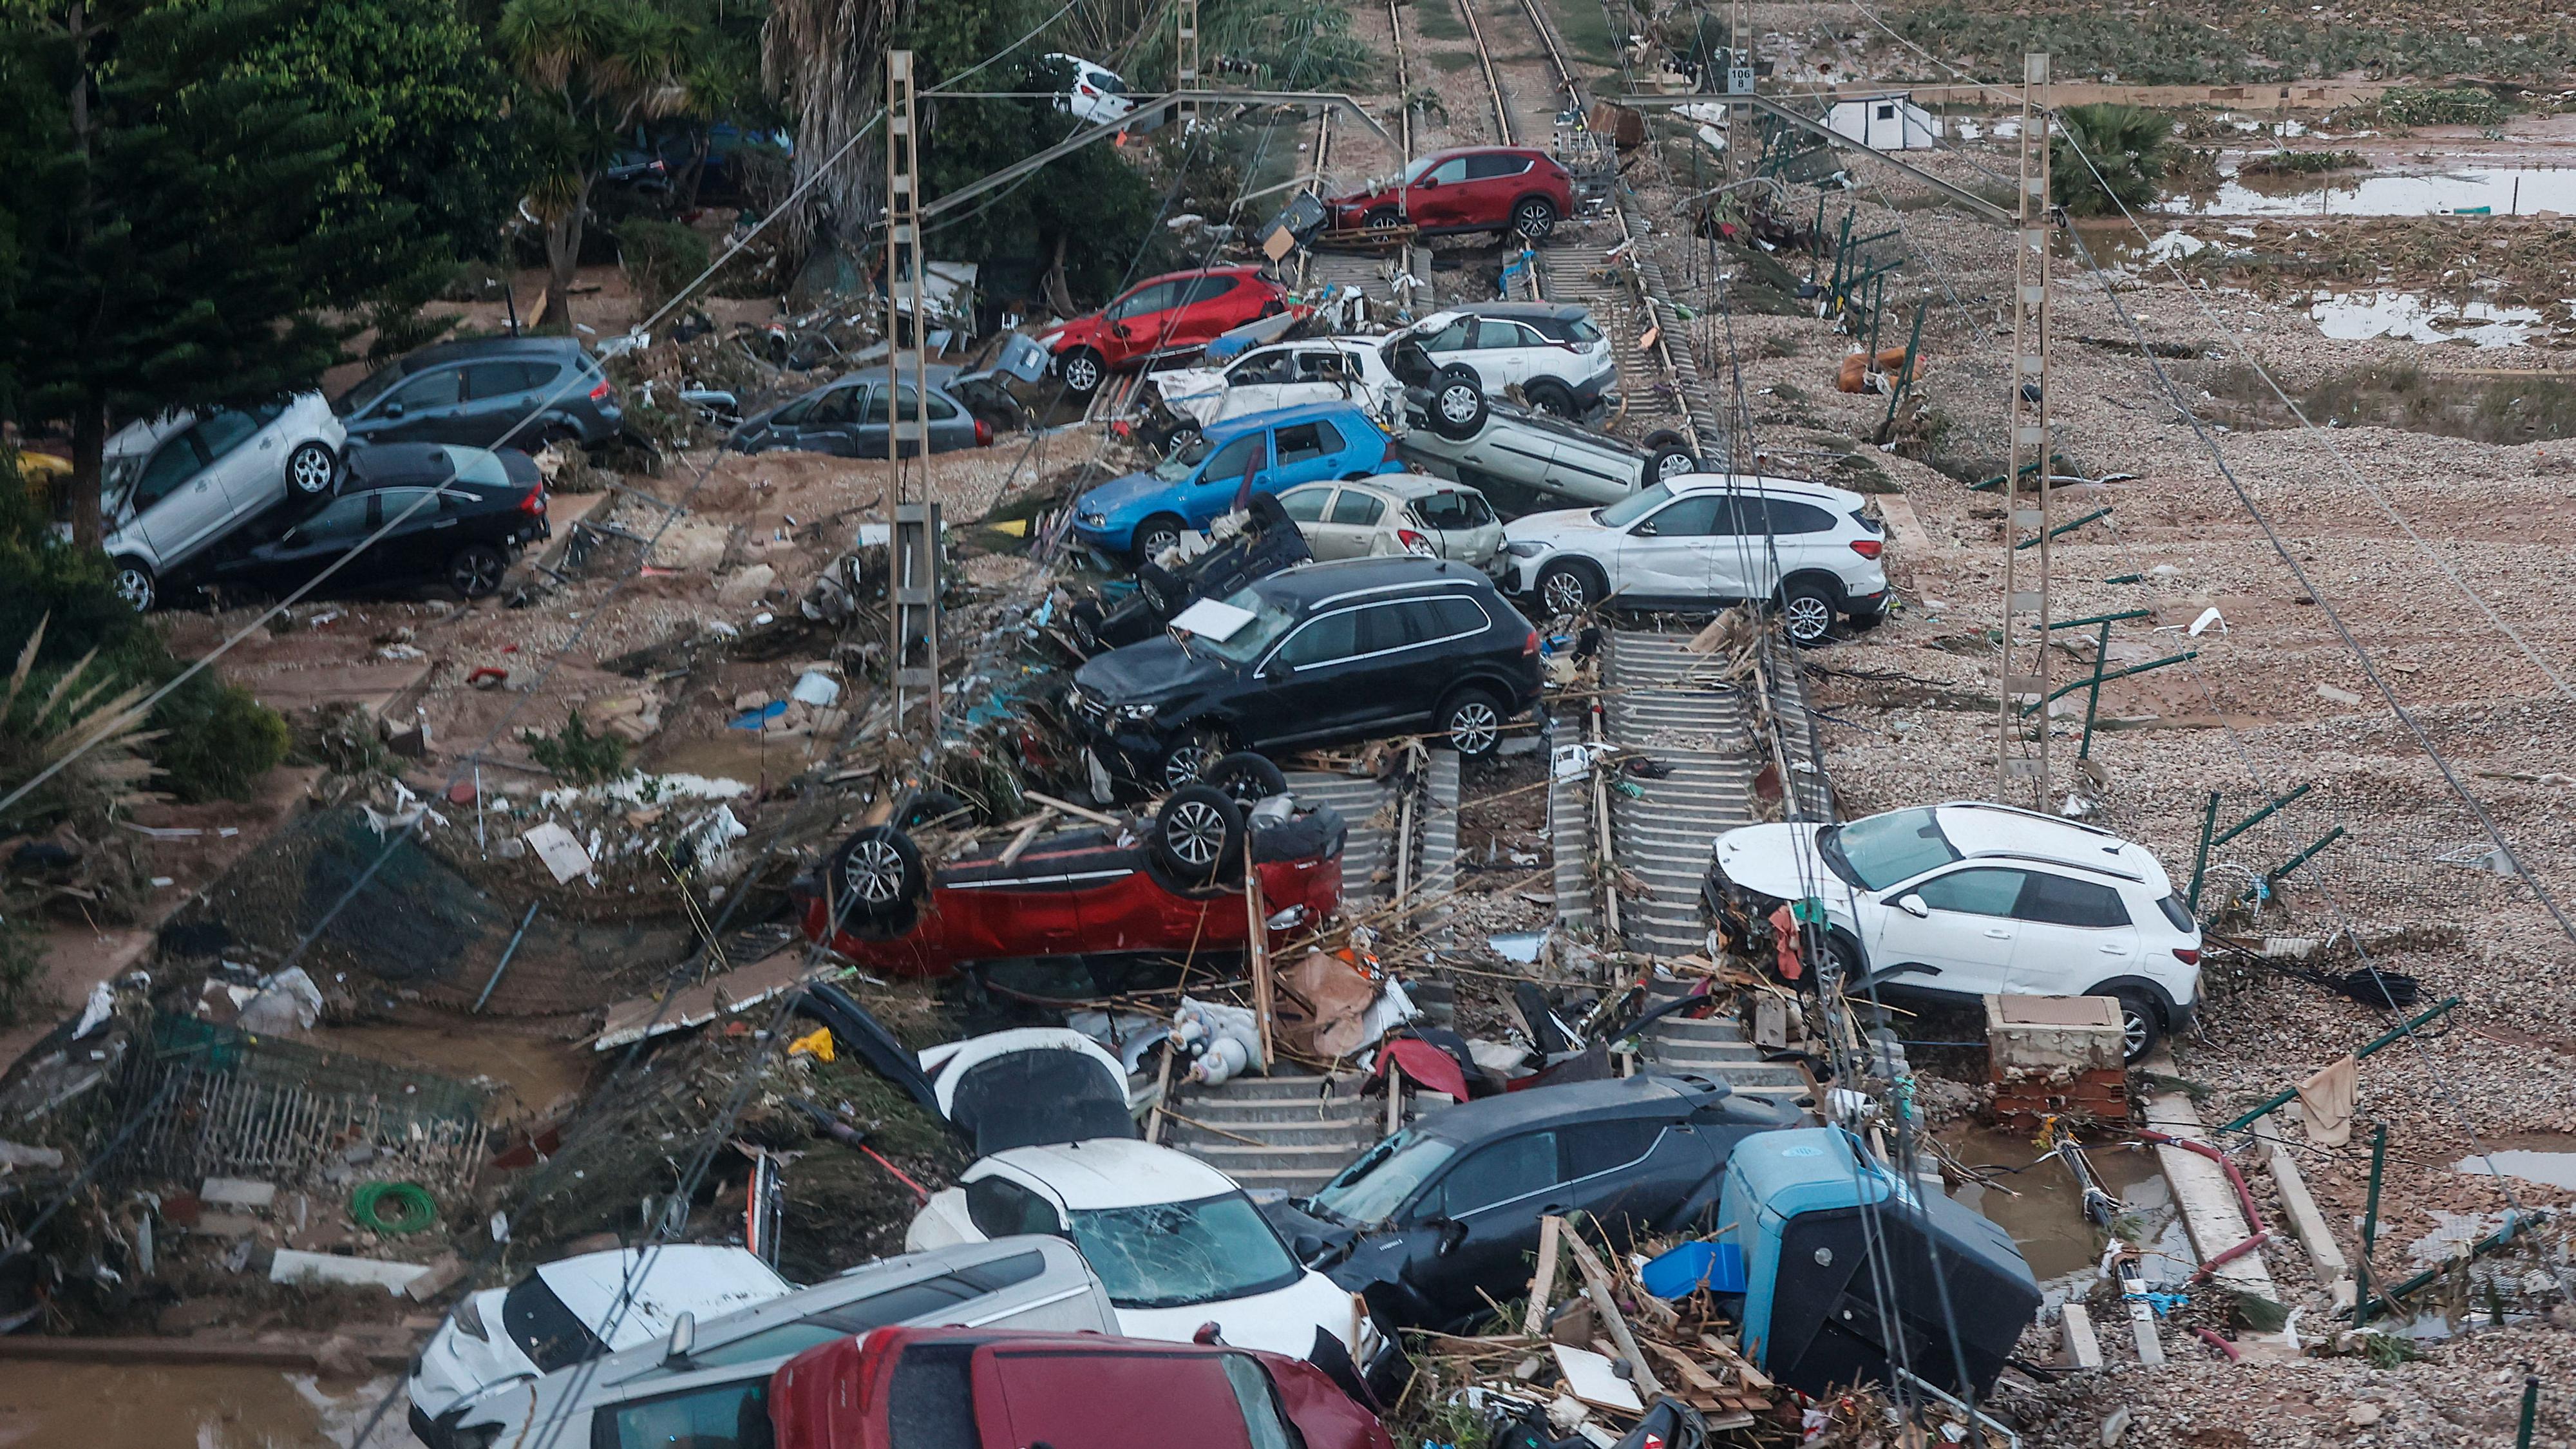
[886,50,940,749]
[1177,0,1200,122]
[1997,52,2052,806]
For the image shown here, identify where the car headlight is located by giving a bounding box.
[1079,510,1107,526]
[451,1296,488,1341]
[1112,702,1158,723]
[1504,540,1549,558]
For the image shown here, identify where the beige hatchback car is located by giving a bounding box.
[1277,473,1505,576]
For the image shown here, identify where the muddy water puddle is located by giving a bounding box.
[2168,164,2576,218]
[0,1367,404,1448]
[2456,1132,2576,1191]
[1942,1127,2190,1303]
[314,1023,592,1120]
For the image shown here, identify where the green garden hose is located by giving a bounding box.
[349,1181,438,1235]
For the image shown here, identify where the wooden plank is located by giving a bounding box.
[996,809,1057,867]
[1522,1215,1565,1336]
[1561,1229,1667,1399]
[1023,789,1122,828]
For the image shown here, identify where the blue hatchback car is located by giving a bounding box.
[1072,401,1396,563]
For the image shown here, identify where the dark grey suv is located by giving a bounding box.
[334,337,625,451]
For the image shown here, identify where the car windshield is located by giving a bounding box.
[1091,70,1129,95]
[335,365,403,417]
[1064,1193,1302,1309]
[1307,1128,1456,1225]
[442,446,513,489]
[500,1274,611,1374]
[1153,432,1215,482]
[1817,807,1962,891]
[1192,584,1300,663]
[1597,481,1674,529]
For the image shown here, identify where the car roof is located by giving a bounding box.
[988,1138,1238,1208]
[1253,555,1493,606]
[342,444,458,488]
[1926,801,2167,886]
[1317,471,1474,502]
[1204,399,1376,439]
[1137,264,1267,288]
[398,335,587,374]
[1414,1074,1715,1144]
[1421,144,1545,159]
[529,1245,790,1347]
[1444,302,1592,322]
[1663,473,1867,510]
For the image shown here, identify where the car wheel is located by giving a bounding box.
[1164,421,1204,458]
[899,789,971,831]
[1526,381,1578,418]
[1428,367,1488,441]
[1130,515,1186,568]
[1535,561,1600,616]
[1512,196,1558,240]
[1159,728,1230,791]
[285,441,337,497]
[1204,750,1288,808]
[111,559,156,613]
[1151,784,1245,884]
[447,544,508,599]
[2113,990,2163,1063]
[833,826,925,921]
[1135,561,1180,615]
[1642,430,1700,484]
[1780,579,1839,647]
[1059,346,1107,398]
[1363,206,1402,231]
[1437,687,1506,758]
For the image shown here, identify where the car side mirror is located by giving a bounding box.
[664,1311,695,1365]
[1416,176,1439,189]
[1258,660,1287,681]
[1895,894,1930,919]
[1111,322,1132,339]
[1632,522,1656,536]
[1433,1216,1468,1256]
[1292,1233,1323,1262]
[382,402,404,419]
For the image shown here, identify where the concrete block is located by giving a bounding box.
[199,1177,276,1210]
[1986,994,2126,1073]
[270,1249,431,1295]
[2061,1302,2105,1370]
[2252,1114,2356,1309]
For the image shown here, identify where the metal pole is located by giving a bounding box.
[2188,790,2221,913]
[473,902,542,1014]
[2517,1365,2539,1449]
[2356,1120,2387,1325]
[2077,620,2112,761]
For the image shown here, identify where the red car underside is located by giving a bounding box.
[799,819,1344,978]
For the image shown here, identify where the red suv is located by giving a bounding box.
[1327,146,1574,241]
[1041,264,1289,397]
[770,1326,1395,1449]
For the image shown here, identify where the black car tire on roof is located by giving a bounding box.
[111,558,156,613]
[1151,785,1245,885]
[1135,560,1181,614]
[286,441,338,498]
[900,789,971,831]
[1428,367,1489,441]
[1534,559,1603,617]
[1642,430,1698,484]
[1059,346,1107,397]
[1204,751,1288,808]
[1130,514,1186,568]
[447,543,508,599]
[1511,196,1558,240]
[1437,686,1507,759]
[833,825,926,923]
[1779,576,1839,647]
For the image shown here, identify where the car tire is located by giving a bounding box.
[1779,578,1839,647]
[111,558,156,613]
[1151,785,1245,884]
[1848,602,1888,631]
[1204,751,1287,808]
[1130,514,1186,568]
[1159,727,1231,791]
[900,789,971,831]
[1164,421,1204,458]
[833,826,926,923]
[447,544,508,599]
[1363,206,1402,231]
[1059,346,1107,398]
[1534,560,1602,617]
[285,441,337,498]
[1135,560,1181,615]
[1642,442,1698,487]
[1428,367,1488,441]
[1526,380,1578,418]
[1437,687,1507,759]
[1511,196,1559,240]
[2111,989,2163,1063]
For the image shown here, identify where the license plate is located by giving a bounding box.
[1084,748,1115,805]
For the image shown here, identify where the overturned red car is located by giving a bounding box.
[796,775,1345,978]
[768,1325,1395,1449]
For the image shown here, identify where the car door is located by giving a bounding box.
[125,426,227,561]
[1338,600,1462,731]
[240,491,377,594]
[370,486,457,582]
[1871,866,2029,998]
[1464,317,1534,391]
[1414,486,1501,567]
[368,365,467,443]
[1184,430,1270,529]
[1276,484,1345,556]
[1613,492,1730,601]
[1558,1117,1691,1243]
[1738,495,1839,595]
[1099,279,1182,366]
[580,1376,775,1449]
[1221,347,1298,415]
[1406,154,1473,229]
[462,361,541,448]
[1170,274,1247,350]
[1254,605,1367,745]
[2005,869,2143,995]
[1269,419,1347,491]
[1403,1129,1562,1321]
[802,382,871,456]
[189,408,279,518]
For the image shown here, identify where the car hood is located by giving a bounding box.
[407,1288,533,1419]
[1712,822,1838,904]
[1042,313,1107,352]
[1075,468,1180,522]
[1114,1268,1361,1360]
[1148,365,1231,424]
[1504,507,1613,546]
[1074,634,1237,703]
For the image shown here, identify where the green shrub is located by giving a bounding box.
[522,710,627,784]
[2380,86,2515,129]
[0,911,46,1028]
[617,219,713,314]
[154,679,291,802]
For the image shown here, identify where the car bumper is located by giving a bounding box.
[1070,517,1132,553]
[1503,551,1549,594]
[1568,369,1616,409]
[1846,584,1888,616]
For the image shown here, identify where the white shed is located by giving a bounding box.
[1824,93,1942,150]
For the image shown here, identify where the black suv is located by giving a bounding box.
[334,336,625,451]
[1065,556,1544,796]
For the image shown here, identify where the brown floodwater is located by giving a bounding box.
[1941,1126,2184,1297]
[314,1022,593,1121]
[0,1366,404,1448]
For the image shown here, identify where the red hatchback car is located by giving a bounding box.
[1328,146,1575,241]
[1041,264,1289,397]
[770,1325,1396,1449]
[797,784,1345,978]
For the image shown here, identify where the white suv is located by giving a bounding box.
[1703,802,2204,1059]
[1500,474,1888,643]
[1396,304,1618,417]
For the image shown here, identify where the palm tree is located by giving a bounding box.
[500,0,696,330]
[761,0,910,256]
[2052,104,2172,218]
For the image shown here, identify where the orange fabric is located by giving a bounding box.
[1768,903,1804,981]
